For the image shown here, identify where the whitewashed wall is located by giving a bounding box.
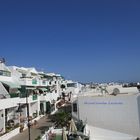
[0,98,19,110]
[0,110,4,133]
[30,102,38,116]
[76,94,140,137]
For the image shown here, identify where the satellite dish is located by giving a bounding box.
[112,88,120,95]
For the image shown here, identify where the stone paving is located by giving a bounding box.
[9,116,54,140]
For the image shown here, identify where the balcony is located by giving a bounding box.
[20,78,39,86]
[19,95,38,104]
[39,80,48,86]
[39,92,59,102]
[0,98,20,110]
[10,93,19,98]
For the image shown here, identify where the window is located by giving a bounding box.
[32,79,37,84]
[42,80,46,85]
[0,70,11,77]
[67,83,77,88]
[22,74,26,78]
[0,71,3,75]
[73,103,77,112]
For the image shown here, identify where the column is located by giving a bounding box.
[3,109,5,133]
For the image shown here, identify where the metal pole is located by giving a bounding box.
[26,89,31,140]
[19,103,21,117]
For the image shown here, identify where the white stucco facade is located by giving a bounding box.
[72,93,140,137]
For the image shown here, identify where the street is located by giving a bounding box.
[9,116,53,140]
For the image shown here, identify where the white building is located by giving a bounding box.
[72,86,140,139]
[64,80,83,95]
[0,61,64,138]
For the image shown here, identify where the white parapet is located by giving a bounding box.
[84,124,137,140]
[0,98,19,110]
[0,127,19,140]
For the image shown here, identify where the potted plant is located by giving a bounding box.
[19,124,24,133]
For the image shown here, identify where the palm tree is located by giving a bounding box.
[52,111,71,128]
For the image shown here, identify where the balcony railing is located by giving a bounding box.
[10,93,19,98]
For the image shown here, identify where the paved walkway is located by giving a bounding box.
[9,116,53,140]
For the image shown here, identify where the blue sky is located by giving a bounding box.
[0,0,140,82]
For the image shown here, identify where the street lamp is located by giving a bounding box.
[25,88,31,140]
[16,103,23,117]
[16,103,23,133]
[21,85,31,140]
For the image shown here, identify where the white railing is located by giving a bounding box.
[0,92,60,109]
[19,78,39,86]
[0,127,19,140]
[41,128,62,140]
[0,98,20,110]
[40,92,59,102]
[19,95,38,104]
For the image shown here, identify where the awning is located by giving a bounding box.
[38,88,48,92]
[1,81,21,88]
[0,82,10,98]
[69,119,77,133]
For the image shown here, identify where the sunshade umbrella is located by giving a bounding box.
[69,119,77,133]
[62,127,68,140]
[78,136,82,140]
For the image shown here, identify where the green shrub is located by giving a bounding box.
[35,135,41,140]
